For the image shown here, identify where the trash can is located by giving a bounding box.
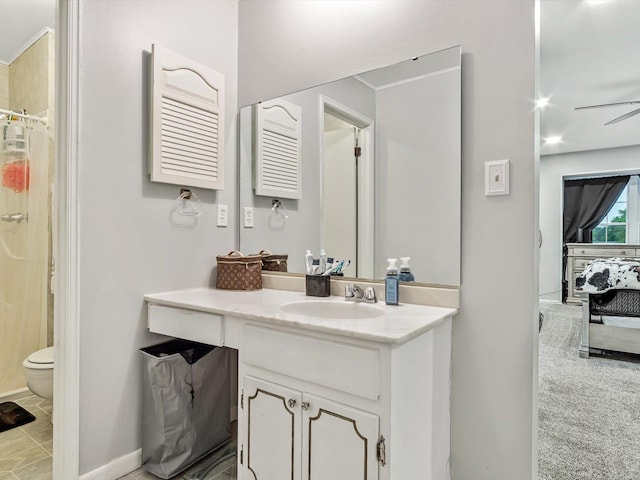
[140,339,231,479]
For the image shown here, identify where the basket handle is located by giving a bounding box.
[226,250,245,257]
[258,249,272,255]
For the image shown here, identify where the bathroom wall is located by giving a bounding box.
[9,32,54,115]
[539,145,640,302]
[76,0,238,475]
[0,64,8,110]
[239,2,537,479]
[374,66,461,284]
[239,76,375,273]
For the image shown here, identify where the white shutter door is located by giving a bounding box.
[150,44,225,190]
[254,98,302,199]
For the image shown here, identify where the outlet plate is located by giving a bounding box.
[243,207,254,228]
[217,204,228,227]
[485,159,509,196]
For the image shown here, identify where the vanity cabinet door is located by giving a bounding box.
[242,376,302,480]
[302,393,379,480]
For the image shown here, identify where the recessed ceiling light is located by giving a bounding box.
[544,136,563,145]
[536,97,550,109]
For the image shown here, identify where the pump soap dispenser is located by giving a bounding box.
[399,257,415,282]
[385,258,399,305]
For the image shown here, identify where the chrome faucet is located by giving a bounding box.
[345,283,378,303]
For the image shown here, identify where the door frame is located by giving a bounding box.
[53,0,80,478]
[319,96,375,278]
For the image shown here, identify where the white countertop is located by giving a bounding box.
[144,287,457,345]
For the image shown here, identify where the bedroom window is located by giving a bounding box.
[593,175,639,244]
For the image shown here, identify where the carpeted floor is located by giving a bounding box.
[538,302,640,479]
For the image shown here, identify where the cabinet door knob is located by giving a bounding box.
[301,402,310,411]
[287,399,297,408]
[622,250,627,255]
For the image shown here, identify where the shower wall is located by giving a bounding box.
[9,31,54,115]
[0,64,8,110]
[0,31,55,395]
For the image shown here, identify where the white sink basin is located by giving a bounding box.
[279,301,385,319]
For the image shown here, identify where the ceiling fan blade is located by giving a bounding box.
[574,100,640,111]
[605,107,640,126]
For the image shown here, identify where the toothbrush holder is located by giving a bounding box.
[305,275,331,297]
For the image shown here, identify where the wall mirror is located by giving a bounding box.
[238,45,461,286]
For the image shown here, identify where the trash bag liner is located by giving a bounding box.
[141,339,231,479]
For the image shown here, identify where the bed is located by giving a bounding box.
[575,257,640,358]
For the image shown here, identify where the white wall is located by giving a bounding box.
[374,67,460,284]
[239,2,537,479]
[539,145,640,302]
[77,1,238,474]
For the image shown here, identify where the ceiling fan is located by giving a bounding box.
[574,100,640,126]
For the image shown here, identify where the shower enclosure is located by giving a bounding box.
[0,111,50,396]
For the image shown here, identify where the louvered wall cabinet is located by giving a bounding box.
[150,44,225,190]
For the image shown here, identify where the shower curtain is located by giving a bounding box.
[0,119,49,395]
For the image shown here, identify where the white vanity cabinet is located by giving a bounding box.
[235,319,451,480]
[242,376,379,480]
[144,288,456,480]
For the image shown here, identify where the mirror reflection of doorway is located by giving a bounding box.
[538,1,640,478]
[321,100,374,278]
[322,114,360,275]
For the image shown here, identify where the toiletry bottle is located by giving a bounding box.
[398,257,415,282]
[385,258,400,305]
[305,250,313,275]
[319,249,327,274]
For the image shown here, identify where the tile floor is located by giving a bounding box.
[0,395,52,480]
[119,457,236,480]
[0,396,234,480]
[120,422,237,480]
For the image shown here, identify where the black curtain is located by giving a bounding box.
[561,175,630,302]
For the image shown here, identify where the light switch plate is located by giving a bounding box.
[217,204,228,227]
[243,207,254,228]
[485,159,510,196]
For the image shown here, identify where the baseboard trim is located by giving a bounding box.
[79,449,141,480]
[0,387,30,403]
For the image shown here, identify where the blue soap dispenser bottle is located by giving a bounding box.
[398,257,415,282]
[385,258,399,305]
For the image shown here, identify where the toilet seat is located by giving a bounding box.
[24,347,54,369]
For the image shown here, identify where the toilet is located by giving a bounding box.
[23,347,54,400]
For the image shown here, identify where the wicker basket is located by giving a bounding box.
[590,289,640,317]
[216,251,262,290]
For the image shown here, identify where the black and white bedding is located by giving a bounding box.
[575,257,640,294]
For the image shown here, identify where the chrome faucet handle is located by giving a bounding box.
[345,283,364,300]
[363,287,378,303]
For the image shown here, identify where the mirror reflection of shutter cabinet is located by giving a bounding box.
[253,99,302,199]
[150,44,225,190]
